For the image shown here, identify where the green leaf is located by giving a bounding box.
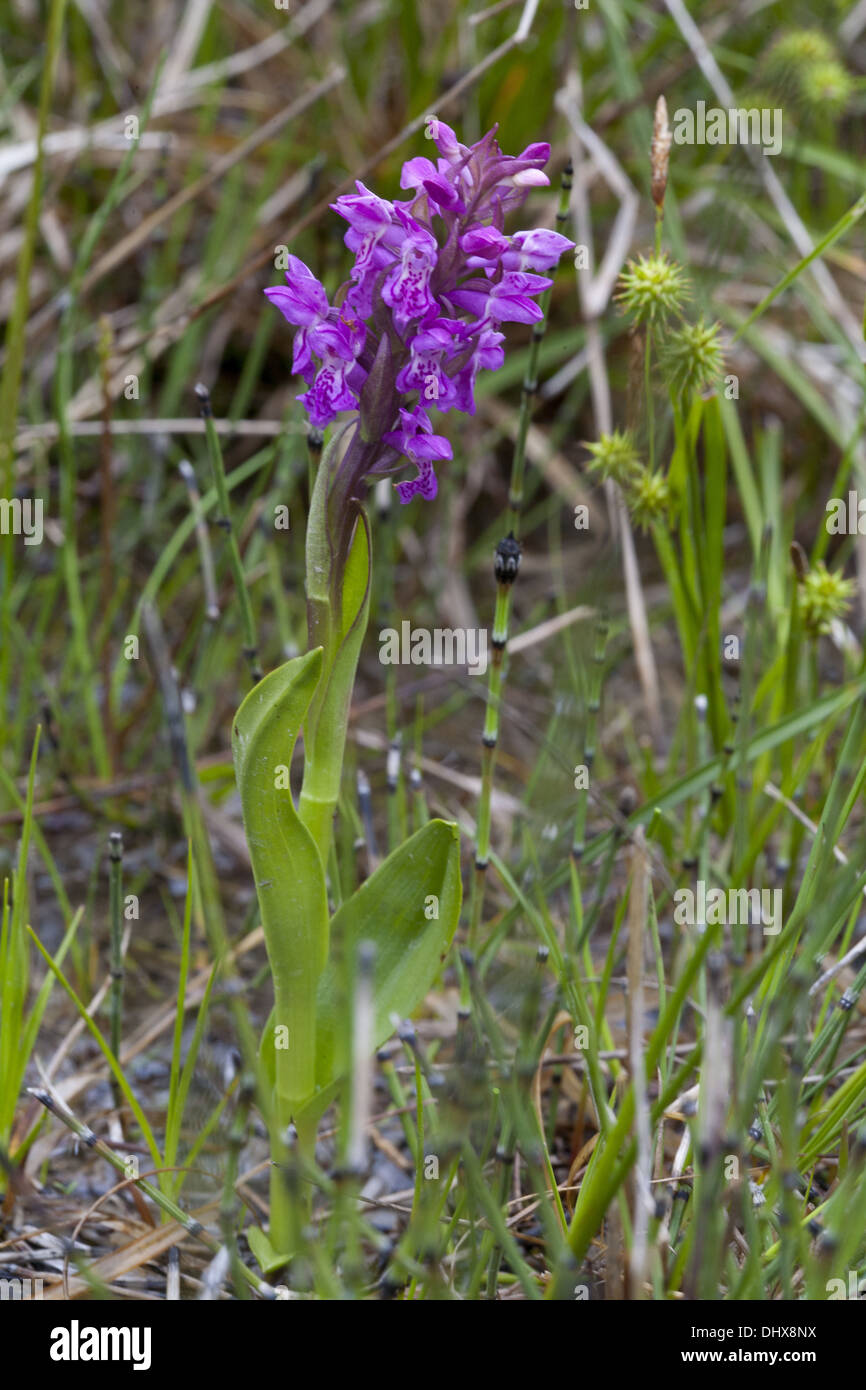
[232,647,329,1110]
[261,819,461,1108]
[317,816,461,1083]
[247,1225,289,1276]
[733,191,866,342]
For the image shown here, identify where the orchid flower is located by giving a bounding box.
[265,121,574,519]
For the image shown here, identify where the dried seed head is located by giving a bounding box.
[651,96,672,211]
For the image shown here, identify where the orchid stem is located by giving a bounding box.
[299,427,372,871]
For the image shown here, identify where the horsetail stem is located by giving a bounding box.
[195,383,262,683]
[692,693,714,882]
[505,161,573,530]
[0,0,68,761]
[339,941,376,1290]
[573,613,608,858]
[108,830,124,1065]
[469,535,521,947]
[27,1086,276,1298]
[261,510,297,658]
[469,162,573,945]
[219,1071,255,1298]
[179,459,220,624]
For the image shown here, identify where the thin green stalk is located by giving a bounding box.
[0,0,67,760]
[461,1143,542,1300]
[108,830,124,1067]
[220,1072,254,1299]
[51,57,164,782]
[196,383,262,683]
[573,614,608,857]
[469,557,518,948]
[28,1087,274,1299]
[468,162,573,947]
[734,191,866,343]
[0,731,39,1145]
[164,851,196,1188]
[27,926,163,1172]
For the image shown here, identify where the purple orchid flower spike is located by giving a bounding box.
[265,124,573,546]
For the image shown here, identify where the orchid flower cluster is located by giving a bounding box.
[265,121,573,506]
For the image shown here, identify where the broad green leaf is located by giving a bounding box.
[316,816,460,1084]
[232,648,329,1109]
[261,818,461,1109]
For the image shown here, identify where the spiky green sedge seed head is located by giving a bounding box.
[798,60,854,120]
[615,253,689,326]
[625,465,671,532]
[583,428,641,486]
[799,560,856,635]
[763,30,853,120]
[662,317,725,399]
[765,29,837,79]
